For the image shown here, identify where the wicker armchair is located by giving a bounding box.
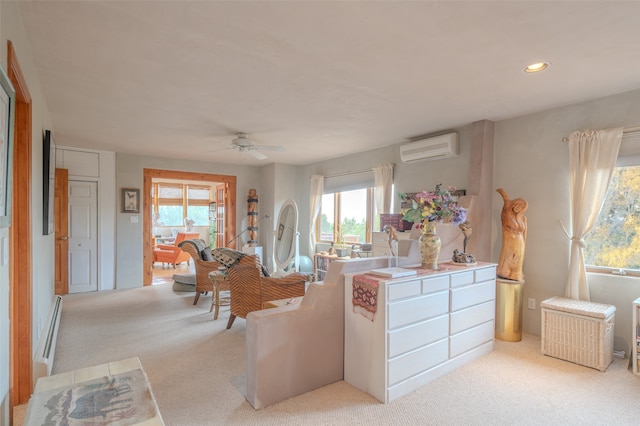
[179,240,224,305]
[179,240,265,306]
[226,264,307,329]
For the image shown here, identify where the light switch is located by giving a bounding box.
[130,215,139,223]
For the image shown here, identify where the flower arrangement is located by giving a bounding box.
[400,184,467,225]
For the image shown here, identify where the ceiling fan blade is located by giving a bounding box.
[248,150,267,160]
[208,145,235,153]
[253,145,285,152]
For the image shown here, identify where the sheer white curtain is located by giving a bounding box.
[373,163,394,215]
[564,128,623,300]
[309,174,324,255]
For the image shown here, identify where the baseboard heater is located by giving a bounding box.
[33,295,63,387]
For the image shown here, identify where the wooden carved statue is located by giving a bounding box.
[459,221,472,253]
[496,188,528,281]
[247,189,259,246]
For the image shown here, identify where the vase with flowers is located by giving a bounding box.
[400,185,467,269]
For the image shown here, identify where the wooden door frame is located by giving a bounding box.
[8,41,33,407]
[54,168,69,295]
[142,169,236,286]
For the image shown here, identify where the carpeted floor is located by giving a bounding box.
[26,283,640,425]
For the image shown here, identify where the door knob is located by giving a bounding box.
[60,236,68,240]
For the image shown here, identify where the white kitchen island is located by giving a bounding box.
[344,262,497,403]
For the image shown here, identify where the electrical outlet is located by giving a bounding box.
[528,298,536,310]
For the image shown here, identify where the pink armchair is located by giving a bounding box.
[153,232,199,268]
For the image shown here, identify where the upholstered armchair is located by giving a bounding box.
[153,231,199,268]
[226,264,307,329]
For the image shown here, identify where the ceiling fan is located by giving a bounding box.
[227,133,285,160]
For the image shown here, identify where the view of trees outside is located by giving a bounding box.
[187,206,210,226]
[157,206,183,227]
[320,189,368,243]
[339,189,367,243]
[584,166,640,269]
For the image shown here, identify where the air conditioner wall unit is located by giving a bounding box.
[400,132,459,163]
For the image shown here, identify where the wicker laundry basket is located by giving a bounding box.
[541,296,615,372]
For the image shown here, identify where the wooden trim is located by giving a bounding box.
[55,168,69,295]
[142,169,236,286]
[8,40,34,407]
[8,41,31,103]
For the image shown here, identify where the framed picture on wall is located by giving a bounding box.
[122,188,140,213]
[42,130,56,235]
[0,66,15,228]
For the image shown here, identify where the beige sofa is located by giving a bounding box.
[245,238,421,409]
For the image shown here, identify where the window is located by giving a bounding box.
[152,182,213,228]
[317,188,373,244]
[584,165,640,274]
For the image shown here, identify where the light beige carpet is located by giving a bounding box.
[47,283,640,425]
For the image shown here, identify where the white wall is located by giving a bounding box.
[115,153,262,288]
[493,88,640,353]
[0,2,54,423]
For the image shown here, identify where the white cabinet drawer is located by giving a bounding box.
[475,266,496,283]
[450,320,494,358]
[388,291,449,329]
[450,300,495,335]
[388,338,449,386]
[344,263,497,404]
[388,315,449,358]
[388,279,421,301]
[450,270,474,288]
[451,280,495,311]
[421,275,449,294]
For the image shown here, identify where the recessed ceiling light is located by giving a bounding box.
[523,62,550,73]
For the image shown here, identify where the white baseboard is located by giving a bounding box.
[33,296,63,387]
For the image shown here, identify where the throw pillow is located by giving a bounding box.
[201,247,214,261]
[211,248,245,268]
[261,264,270,277]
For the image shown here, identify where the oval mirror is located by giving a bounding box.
[274,199,298,272]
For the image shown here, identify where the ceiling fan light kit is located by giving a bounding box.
[227,133,285,160]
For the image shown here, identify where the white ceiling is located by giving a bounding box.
[17,1,640,166]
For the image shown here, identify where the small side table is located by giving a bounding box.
[208,271,230,320]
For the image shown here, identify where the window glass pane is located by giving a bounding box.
[187,206,210,226]
[320,193,335,242]
[158,205,183,227]
[339,188,367,244]
[584,165,640,269]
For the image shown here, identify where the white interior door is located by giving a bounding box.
[68,180,98,293]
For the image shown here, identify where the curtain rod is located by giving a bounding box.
[562,126,640,142]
